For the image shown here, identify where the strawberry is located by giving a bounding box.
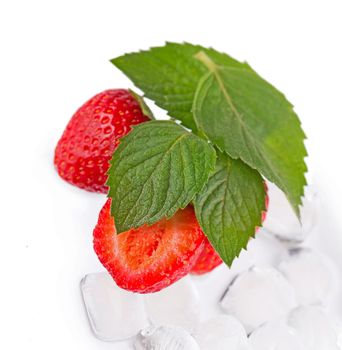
[54,89,150,193]
[190,236,223,275]
[93,200,205,293]
[191,189,269,275]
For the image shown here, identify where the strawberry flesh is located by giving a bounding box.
[93,200,205,293]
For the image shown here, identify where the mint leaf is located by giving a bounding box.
[194,151,266,266]
[193,52,307,215]
[107,120,216,233]
[111,42,251,131]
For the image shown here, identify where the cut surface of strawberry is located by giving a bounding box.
[54,89,150,193]
[93,200,205,293]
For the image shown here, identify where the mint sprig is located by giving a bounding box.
[108,42,308,266]
[107,120,216,233]
[194,151,266,266]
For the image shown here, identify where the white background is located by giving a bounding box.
[1,0,342,349]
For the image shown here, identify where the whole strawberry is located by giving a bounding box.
[54,89,150,193]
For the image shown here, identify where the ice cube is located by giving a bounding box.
[247,231,287,268]
[220,267,297,333]
[262,183,318,243]
[278,248,335,305]
[134,325,199,350]
[287,305,339,349]
[80,272,149,341]
[337,326,342,349]
[191,232,286,316]
[144,276,200,332]
[249,321,305,350]
[193,315,250,350]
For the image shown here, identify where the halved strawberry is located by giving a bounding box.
[93,200,205,293]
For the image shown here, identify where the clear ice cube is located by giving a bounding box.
[262,183,318,243]
[193,315,251,350]
[247,231,287,268]
[220,267,297,333]
[249,321,305,350]
[134,325,199,350]
[278,248,335,305]
[287,305,339,350]
[144,276,200,332]
[80,272,149,341]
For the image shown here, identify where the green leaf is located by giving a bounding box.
[107,120,216,233]
[194,151,266,266]
[193,52,307,215]
[111,42,251,131]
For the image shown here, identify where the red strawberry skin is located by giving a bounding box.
[190,236,223,275]
[54,89,150,193]
[93,200,205,293]
[191,190,269,275]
